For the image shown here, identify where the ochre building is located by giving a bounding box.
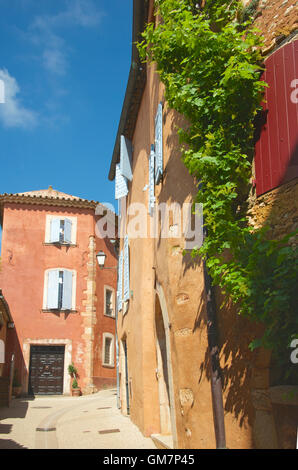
[109,0,298,449]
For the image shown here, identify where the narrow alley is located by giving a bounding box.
[0,389,156,450]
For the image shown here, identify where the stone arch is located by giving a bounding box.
[155,282,178,447]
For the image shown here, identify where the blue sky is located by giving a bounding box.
[0,0,132,209]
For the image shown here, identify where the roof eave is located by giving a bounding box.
[108,0,149,181]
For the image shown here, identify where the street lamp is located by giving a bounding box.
[96,250,107,269]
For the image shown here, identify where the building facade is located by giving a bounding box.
[109,0,298,449]
[0,187,117,396]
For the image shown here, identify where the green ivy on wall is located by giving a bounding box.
[138,0,298,368]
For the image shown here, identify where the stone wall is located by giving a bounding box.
[248,177,298,240]
[252,0,297,54]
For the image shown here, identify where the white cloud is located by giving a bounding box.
[0,68,37,129]
[42,44,68,76]
[30,0,103,76]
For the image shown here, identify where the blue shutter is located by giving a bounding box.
[155,102,163,184]
[120,135,133,181]
[64,218,72,244]
[117,251,123,311]
[47,270,59,309]
[149,145,156,216]
[123,235,130,301]
[115,164,129,200]
[50,218,60,243]
[62,269,73,310]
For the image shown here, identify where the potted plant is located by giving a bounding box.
[68,363,81,396]
[12,369,22,398]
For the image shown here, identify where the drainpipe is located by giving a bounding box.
[202,227,227,449]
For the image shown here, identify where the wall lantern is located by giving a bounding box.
[96,251,107,269]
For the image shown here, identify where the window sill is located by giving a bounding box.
[43,242,77,247]
[104,313,116,319]
[41,309,78,313]
[102,363,115,369]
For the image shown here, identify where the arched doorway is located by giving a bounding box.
[155,295,171,435]
[154,284,177,446]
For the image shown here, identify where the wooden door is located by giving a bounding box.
[29,346,65,395]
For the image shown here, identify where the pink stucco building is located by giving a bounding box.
[0,187,117,395]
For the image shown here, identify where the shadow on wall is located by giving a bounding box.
[192,286,257,430]
[182,104,298,448]
[158,66,298,447]
[150,57,297,447]
[4,327,27,398]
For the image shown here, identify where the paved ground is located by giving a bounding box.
[0,388,156,449]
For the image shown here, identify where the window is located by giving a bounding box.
[104,338,112,363]
[45,215,77,245]
[43,269,76,311]
[104,287,115,317]
[102,333,114,367]
[0,339,4,364]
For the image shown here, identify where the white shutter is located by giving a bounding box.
[155,102,163,184]
[120,135,133,181]
[149,145,156,215]
[123,235,130,301]
[64,218,72,244]
[50,218,61,243]
[62,270,73,310]
[117,251,123,311]
[115,164,129,200]
[47,270,59,309]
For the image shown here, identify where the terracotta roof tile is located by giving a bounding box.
[15,186,86,201]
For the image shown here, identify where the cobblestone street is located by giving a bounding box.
[0,388,156,449]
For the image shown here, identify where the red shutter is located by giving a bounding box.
[255,40,298,196]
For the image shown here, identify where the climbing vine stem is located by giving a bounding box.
[138,0,298,369]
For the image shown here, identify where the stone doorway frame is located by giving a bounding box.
[155,282,178,448]
[23,338,72,395]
